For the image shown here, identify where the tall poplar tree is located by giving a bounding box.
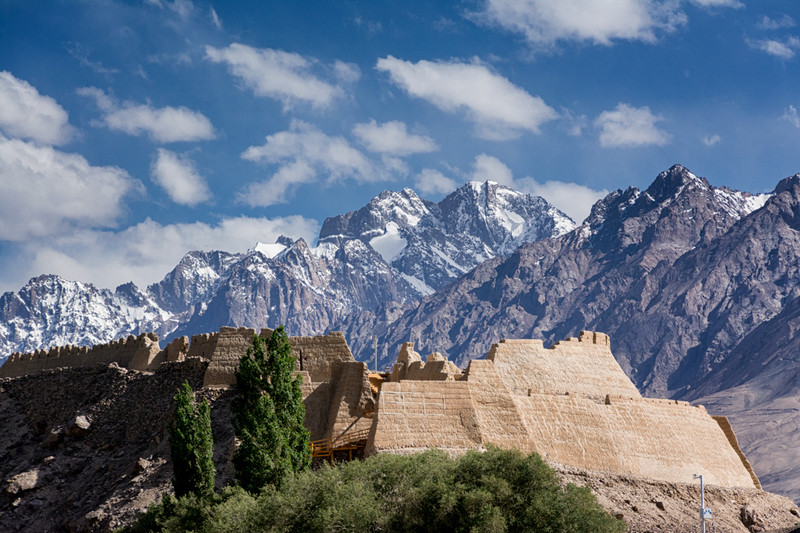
[232,326,310,493]
[170,381,215,498]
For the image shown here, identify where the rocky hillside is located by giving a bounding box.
[2,364,798,532]
[0,181,574,359]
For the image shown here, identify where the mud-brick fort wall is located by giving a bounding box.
[367,331,760,490]
[0,333,168,378]
[0,326,375,443]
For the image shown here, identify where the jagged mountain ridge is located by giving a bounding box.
[0,181,574,358]
[342,165,772,387]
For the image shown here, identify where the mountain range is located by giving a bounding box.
[2,164,799,501]
[0,180,574,358]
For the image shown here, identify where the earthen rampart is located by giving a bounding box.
[0,333,163,378]
[368,331,760,490]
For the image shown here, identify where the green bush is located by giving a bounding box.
[169,381,215,498]
[232,327,310,493]
[124,446,625,533]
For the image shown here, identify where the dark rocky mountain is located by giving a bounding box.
[0,181,574,358]
[340,165,800,500]
[343,165,772,392]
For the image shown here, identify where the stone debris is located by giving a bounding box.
[5,470,39,495]
[66,415,91,438]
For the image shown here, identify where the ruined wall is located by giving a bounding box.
[201,327,258,388]
[369,381,481,454]
[368,331,759,489]
[322,361,375,440]
[487,332,641,399]
[201,328,354,388]
[288,331,354,383]
[0,334,163,378]
[390,343,462,382]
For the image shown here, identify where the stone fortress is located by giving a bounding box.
[0,327,760,491]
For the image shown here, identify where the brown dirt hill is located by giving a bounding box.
[1,362,799,532]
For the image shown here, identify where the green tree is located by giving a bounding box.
[169,381,215,498]
[232,326,310,493]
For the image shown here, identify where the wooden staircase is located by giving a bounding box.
[310,428,370,465]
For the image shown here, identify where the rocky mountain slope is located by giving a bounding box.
[0,181,574,359]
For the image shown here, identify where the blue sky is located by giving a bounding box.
[2,0,800,293]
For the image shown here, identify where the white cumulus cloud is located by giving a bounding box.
[78,87,215,143]
[0,136,142,241]
[470,154,514,186]
[478,0,688,48]
[748,37,800,59]
[757,15,795,31]
[702,133,720,146]
[376,56,557,140]
[4,215,319,293]
[205,43,345,109]
[150,149,211,206]
[594,103,670,147]
[415,169,458,195]
[0,71,75,145]
[515,177,608,223]
[353,120,438,156]
[240,120,381,206]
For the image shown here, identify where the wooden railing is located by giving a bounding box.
[310,428,371,464]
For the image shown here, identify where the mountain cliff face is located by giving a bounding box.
[0,181,574,358]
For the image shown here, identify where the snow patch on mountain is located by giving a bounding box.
[369,222,407,262]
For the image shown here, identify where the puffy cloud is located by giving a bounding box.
[150,149,211,205]
[376,56,557,140]
[470,154,514,186]
[205,43,345,109]
[468,153,606,223]
[333,61,361,83]
[4,215,319,293]
[415,169,458,195]
[240,120,381,206]
[515,177,608,223]
[748,37,800,59]
[0,71,75,145]
[353,120,438,156]
[78,87,215,143]
[757,15,795,31]
[0,136,142,241]
[478,0,687,48]
[239,159,316,206]
[594,103,670,147]
[702,133,721,146]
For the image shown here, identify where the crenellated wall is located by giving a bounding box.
[368,331,761,490]
[0,333,163,378]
